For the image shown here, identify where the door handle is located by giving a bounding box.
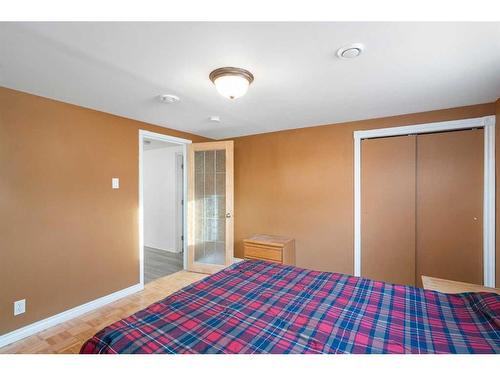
[225,212,232,218]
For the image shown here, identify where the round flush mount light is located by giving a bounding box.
[159,94,180,104]
[336,43,365,59]
[209,67,254,100]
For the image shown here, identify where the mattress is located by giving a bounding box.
[80,260,500,354]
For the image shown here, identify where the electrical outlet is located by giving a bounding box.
[112,177,120,189]
[14,299,26,316]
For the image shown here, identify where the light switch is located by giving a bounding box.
[112,178,120,189]
[14,299,26,316]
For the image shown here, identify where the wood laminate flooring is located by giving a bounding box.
[0,271,206,354]
[144,246,183,284]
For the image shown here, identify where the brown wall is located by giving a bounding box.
[0,87,209,334]
[233,103,497,276]
[1,85,498,336]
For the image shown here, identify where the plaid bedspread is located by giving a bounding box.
[80,260,500,354]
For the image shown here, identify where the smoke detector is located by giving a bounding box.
[158,94,180,104]
[209,116,221,123]
[337,43,365,59]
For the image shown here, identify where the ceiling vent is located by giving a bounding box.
[159,94,180,103]
[337,43,365,59]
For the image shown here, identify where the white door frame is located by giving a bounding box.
[138,130,192,287]
[174,152,184,253]
[353,115,496,287]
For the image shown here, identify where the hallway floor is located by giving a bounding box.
[144,246,183,284]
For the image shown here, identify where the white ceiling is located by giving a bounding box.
[1,22,499,139]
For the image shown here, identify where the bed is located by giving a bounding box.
[80,260,500,354]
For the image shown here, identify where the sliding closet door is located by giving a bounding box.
[416,129,483,287]
[361,135,416,286]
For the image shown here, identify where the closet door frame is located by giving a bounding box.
[353,115,496,287]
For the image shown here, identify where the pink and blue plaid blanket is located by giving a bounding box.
[81,260,500,354]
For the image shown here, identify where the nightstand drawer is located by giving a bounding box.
[243,234,295,265]
[244,245,282,262]
[244,255,282,264]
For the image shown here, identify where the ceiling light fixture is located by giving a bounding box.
[209,67,254,100]
[337,43,365,59]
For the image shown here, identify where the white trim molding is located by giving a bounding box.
[483,117,496,287]
[138,130,192,286]
[353,115,496,287]
[0,283,142,349]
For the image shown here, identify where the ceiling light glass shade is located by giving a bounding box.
[209,67,254,100]
[213,75,249,100]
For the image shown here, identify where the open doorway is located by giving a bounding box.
[139,130,191,285]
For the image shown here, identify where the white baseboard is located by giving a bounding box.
[144,245,181,253]
[0,283,143,349]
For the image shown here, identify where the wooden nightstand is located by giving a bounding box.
[243,234,295,265]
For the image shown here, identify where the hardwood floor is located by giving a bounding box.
[0,271,206,354]
[144,246,183,284]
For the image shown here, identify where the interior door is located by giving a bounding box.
[416,129,483,287]
[361,135,417,286]
[187,141,234,273]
